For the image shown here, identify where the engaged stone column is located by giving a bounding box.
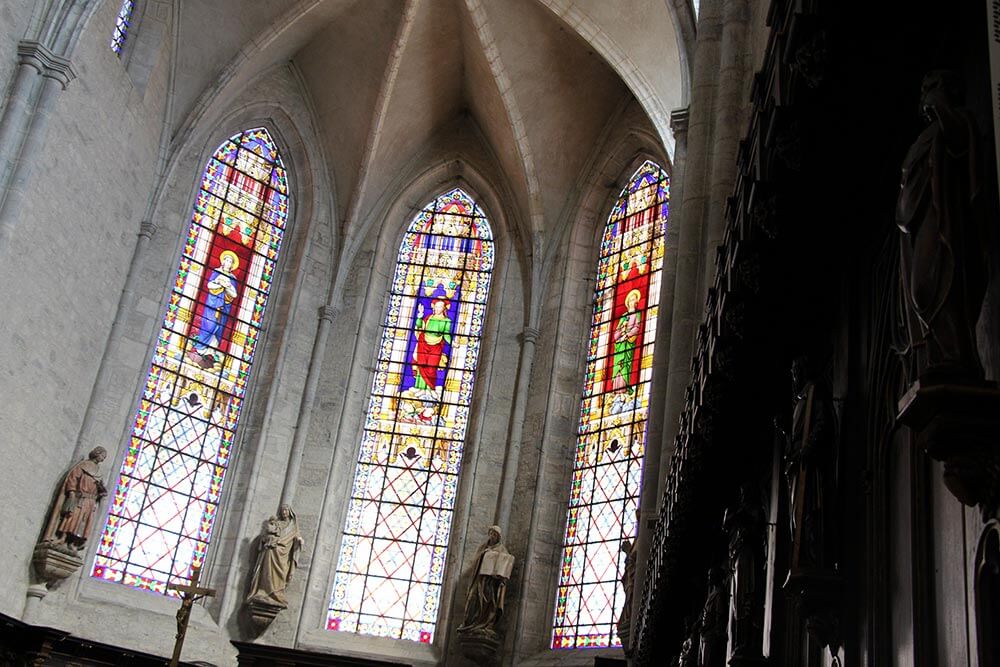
[72,222,158,460]
[280,304,337,507]
[0,40,76,254]
[630,105,691,647]
[493,325,540,535]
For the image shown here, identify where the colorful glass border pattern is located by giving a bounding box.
[110,0,135,55]
[551,161,669,649]
[326,188,495,643]
[92,128,290,595]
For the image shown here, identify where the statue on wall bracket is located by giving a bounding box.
[457,525,514,664]
[895,70,1000,517]
[243,504,304,631]
[32,447,108,587]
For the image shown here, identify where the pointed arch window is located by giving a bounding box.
[110,0,136,55]
[92,128,290,594]
[326,188,495,643]
[551,161,669,649]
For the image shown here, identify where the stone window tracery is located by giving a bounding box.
[326,188,494,643]
[92,128,290,595]
[551,160,669,649]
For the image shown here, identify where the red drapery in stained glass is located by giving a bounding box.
[551,161,669,649]
[92,128,289,595]
[326,188,494,643]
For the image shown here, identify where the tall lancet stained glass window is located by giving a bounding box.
[110,0,136,55]
[327,188,495,643]
[92,128,290,594]
[551,161,669,649]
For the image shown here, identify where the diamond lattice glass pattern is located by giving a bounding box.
[326,188,494,643]
[109,0,135,55]
[92,128,289,595]
[551,161,669,649]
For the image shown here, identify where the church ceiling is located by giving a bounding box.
[171,0,687,248]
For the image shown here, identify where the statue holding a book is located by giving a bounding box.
[458,525,515,637]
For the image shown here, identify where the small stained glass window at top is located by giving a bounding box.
[110,0,135,55]
[92,128,290,595]
[551,161,669,649]
[326,188,495,644]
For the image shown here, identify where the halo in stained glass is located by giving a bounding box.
[326,188,494,643]
[92,128,290,595]
[551,160,669,649]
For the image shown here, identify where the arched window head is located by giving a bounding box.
[110,1,136,55]
[552,160,669,649]
[92,128,290,594]
[327,188,495,643]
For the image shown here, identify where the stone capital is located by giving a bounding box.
[138,221,158,239]
[520,326,540,345]
[17,40,76,89]
[317,304,338,323]
[670,107,690,138]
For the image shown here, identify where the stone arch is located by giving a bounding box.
[976,519,1000,667]
[508,129,672,659]
[294,156,525,663]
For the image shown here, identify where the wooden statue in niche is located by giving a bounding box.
[724,481,768,665]
[895,70,1000,513]
[698,566,729,667]
[896,69,988,383]
[781,356,842,656]
[784,356,837,574]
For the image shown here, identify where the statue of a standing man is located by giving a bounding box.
[897,69,989,383]
[784,357,836,573]
[42,447,108,551]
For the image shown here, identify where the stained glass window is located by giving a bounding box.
[326,188,494,643]
[110,0,135,55]
[551,161,669,649]
[92,128,290,595]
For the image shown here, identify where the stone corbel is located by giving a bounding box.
[897,380,1000,516]
[16,41,76,89]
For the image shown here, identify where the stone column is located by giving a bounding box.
[71,221,158,460]
[0,40,76,254]
[493,326,539,535]
[628,106,689,650]
[279,304,337,507]
[657,0,723,497]
[700,0,750,297]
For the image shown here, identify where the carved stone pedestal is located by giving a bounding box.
[244,597,285,631]
[897,380,1000,508]
[784,570,841,654]
[32,542,83,587]
[457,628,500,664]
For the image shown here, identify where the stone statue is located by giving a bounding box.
[616,538,638,649]
[784,356,837,573]
[42,447,108,551]
[245,504,303,608]
[458,525,514,637]
[724,483,767,658]
[698,567,729,667]
[897,69,989,383]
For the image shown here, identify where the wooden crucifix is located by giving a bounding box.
[166,565,216,667]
